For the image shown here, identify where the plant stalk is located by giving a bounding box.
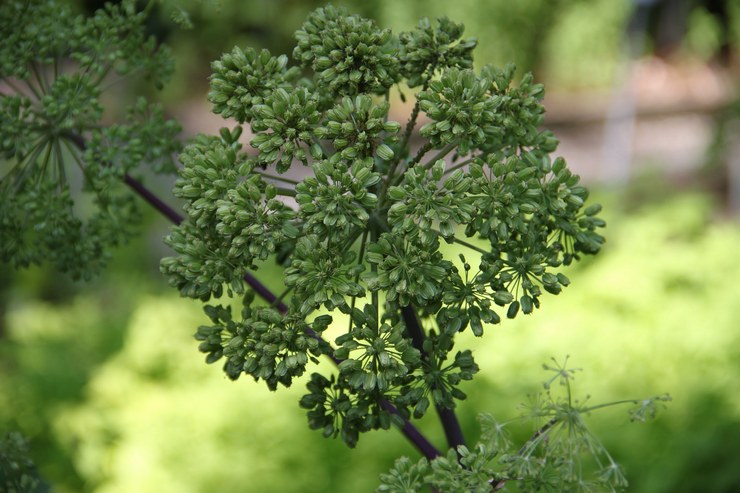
[401,305,466,451]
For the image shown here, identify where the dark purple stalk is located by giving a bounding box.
[122,174,183,225]
[401,305,466,451]
[380,400,441,460]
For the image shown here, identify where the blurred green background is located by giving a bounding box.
[3,0,740,491]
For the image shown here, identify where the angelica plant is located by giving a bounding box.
[1,2,668,491]
[162,0,613,466]
[0,0,180,279]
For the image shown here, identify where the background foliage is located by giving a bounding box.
[142,0,737,99]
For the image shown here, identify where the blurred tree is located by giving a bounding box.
[637,0,735,63]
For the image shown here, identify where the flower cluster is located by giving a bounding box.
[41,74,102,130]
[196,294,332,390]
[439,255,504,336]
[314,95,400,161]
[84,98,181,179]
[294,156,380,238]
[160,5,605,452]
[0,432,45,493]
[418,68,494,154]
[299,305,421,448]
[1,0,172,84]
[364,234,452,307]
[284,235,365,315]
[162,130,300,300]
[82,0,174,85]
[293,5,399,96]
[400,342,479,418]
[399,17,477,87]
[335,304,421,393]
[387,160,473,246]
[250,87,322,171]
[1,184,106,278]
[0,95,34,159]
[479,64,555,154]
[379,444,500,493]
[300,373,396,448]
[209,47,299,124]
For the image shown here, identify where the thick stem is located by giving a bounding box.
[437,406,466,452]
[401,305,467,451]
[380,400,441,460]
[122,174,183,225]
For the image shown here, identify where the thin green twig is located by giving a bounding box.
[255,170,300,186]
[421,142,458,170]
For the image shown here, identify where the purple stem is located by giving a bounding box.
[381,400,441,460]
[122,174,183,225]
[401,305,467,451]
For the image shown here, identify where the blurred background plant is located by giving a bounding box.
[2,0,740,492]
